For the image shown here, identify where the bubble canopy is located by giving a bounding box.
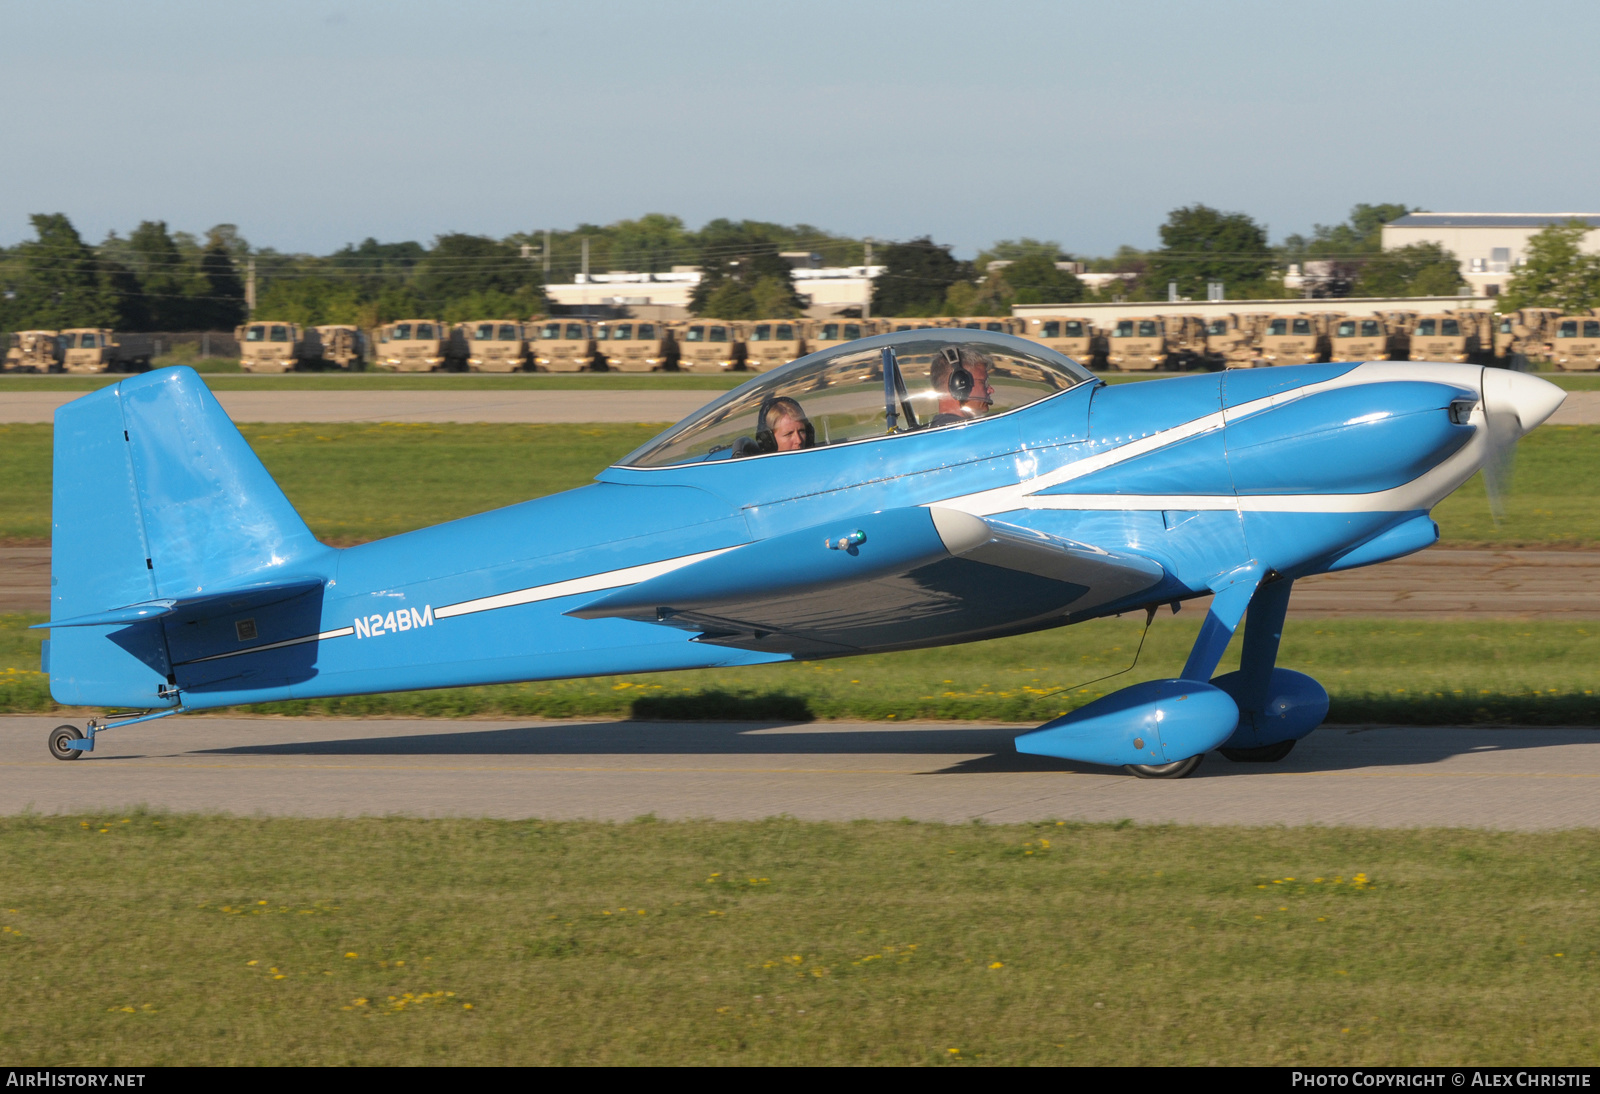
[617,329,1095,469]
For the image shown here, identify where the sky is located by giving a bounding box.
[4,0,1598,259]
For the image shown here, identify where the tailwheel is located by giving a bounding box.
[1220,740,1296,763]
[1124,754,1204,779]
[48,725,85,762]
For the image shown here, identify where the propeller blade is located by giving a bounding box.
[1478,369,1566,525]
[1481,401,1520,524]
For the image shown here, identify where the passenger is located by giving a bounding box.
[929,345,995,426]
[757,396,815,452]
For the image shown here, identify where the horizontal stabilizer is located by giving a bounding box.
[33,576,325,629]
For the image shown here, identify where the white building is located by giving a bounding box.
[542,264,884,318]
[1381,213,1600,297]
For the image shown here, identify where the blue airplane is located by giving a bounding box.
[38,329,1564,777]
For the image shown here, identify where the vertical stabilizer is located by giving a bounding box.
[48,367,331,707]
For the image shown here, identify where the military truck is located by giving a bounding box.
[1104,317,1169,370]
[743,320,806,371]
[594,320,678,372]
[532,319,597,372]
[237,321,311,372]
[882,318,950,333]
[1493,308,1560,369]
[5,330,62,372]
[58,329,153,373]
[461,320,529,372]
[809,319,879,353]
[951,317,1020,335]
[1407,311,1486,364]
[1203,314,1264,368]
[311,325,366,370]
[1161,314,1213,370]
[1019,316,1099,366]
[1548,315,1600,370]
[676,320,745,371]
[373,319,463,372]
[1329,315,1391,361]
[1258,314,1330,366]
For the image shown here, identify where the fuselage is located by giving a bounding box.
[153,359,1547,711]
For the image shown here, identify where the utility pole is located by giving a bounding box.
[246,257,256,315]
[580,237,589,282]
[544,229,551,278]
[862,237,874,320]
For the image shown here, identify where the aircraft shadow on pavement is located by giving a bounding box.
[205,720,1016,759]
[197,721,1600,777]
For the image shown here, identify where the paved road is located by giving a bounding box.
[0,390,710,424]
[3,715,1596,829]
[8,546,1599,616]
[3,387,1599,425]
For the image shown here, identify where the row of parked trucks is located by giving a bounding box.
[1021,307,1600,371]
[10,308,1600,373]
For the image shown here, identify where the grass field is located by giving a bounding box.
[0,815,1594,1065]
[4,421,1598,547]
[4,611,1596,724]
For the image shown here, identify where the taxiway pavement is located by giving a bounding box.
[3,715,1596,829]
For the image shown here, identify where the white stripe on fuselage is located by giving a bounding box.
[432,546,738,620]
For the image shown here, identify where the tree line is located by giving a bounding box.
[3,205,1597,335]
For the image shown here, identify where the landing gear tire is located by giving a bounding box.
[1219,740,1296,763]
[1124,754,1204,779]
[49,725,84,762]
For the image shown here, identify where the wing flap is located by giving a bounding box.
[571,507,1164,654]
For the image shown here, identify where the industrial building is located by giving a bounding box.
[1381,213,1600,297]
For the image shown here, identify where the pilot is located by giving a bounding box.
[758,396,815,452]
[929,345,995,426]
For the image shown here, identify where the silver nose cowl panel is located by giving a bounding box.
[1482,368,1566,437]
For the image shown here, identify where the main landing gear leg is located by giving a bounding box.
[1220,578,1297,762]
[1212,577,1329,762]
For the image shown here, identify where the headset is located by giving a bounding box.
[937,345,976,402]
[755,396,815,453]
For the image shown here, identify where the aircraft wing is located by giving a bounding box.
[568,506,1164,655]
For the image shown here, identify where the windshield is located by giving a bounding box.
[619,330,1093,469]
